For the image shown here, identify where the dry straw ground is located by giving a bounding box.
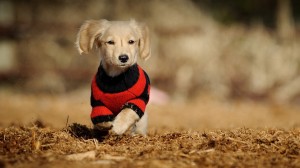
[0,89,300,168]
[1,124,300,168]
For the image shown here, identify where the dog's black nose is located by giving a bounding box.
[118,55,129,63]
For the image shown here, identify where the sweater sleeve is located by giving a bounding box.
[90,92,114,124]
[122,71,150,118]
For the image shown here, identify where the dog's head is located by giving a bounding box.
[76,19,151,71]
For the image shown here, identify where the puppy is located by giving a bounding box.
[76,19,151,135]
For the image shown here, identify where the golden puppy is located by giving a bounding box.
[76,19,151,135]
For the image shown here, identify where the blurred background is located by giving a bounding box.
[0,0,300,129]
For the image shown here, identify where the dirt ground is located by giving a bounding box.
[0,88,300,167]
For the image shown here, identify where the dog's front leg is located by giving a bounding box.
[112,108,139,135]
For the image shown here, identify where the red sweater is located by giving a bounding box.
[90,63,150,124]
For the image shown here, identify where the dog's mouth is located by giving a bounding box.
[109,58,133,69]
[117,62,132,68]
[109,60,130,68]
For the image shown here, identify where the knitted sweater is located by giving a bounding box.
[90,63,150,124]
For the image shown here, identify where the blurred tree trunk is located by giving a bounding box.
[276,0,295,40]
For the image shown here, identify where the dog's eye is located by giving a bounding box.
[128,40,135,44]
[106,41,115,45]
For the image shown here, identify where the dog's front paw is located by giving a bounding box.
[112,109,139,135]
[112,122,129,135]
[94,122,112,131]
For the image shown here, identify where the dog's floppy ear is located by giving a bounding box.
[76,19,109,55]
[131,20,151,60]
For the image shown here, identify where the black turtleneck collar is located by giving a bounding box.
[95,63,139,93]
